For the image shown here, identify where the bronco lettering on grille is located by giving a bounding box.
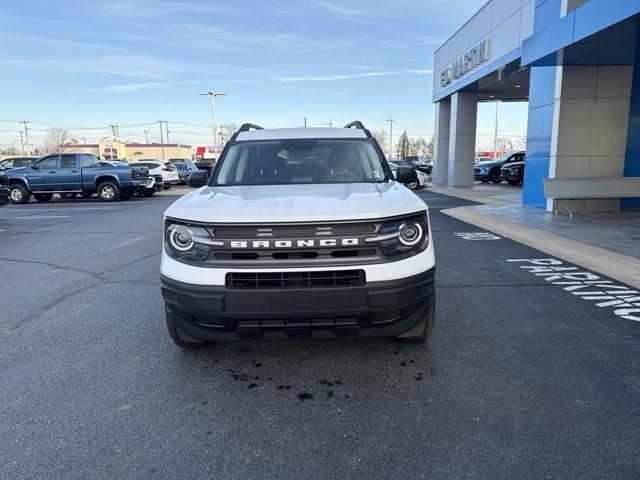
[229,238,360,248]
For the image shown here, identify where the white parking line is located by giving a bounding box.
[5,215,71,220]
[3,207,115,212]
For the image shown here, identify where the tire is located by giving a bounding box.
[80,193,93,199]
[33,193,54,202]
[396,293,436,343]
[165,305,204,348]
[480,179,489,183]
[164,185,172,190]
[97,181,121,202]
[59,193,77,199]
[9,183,30,204]
[143,189,155,197]
[120,189,133,201]
[490,169,502,184]
[507,179,521,186]
[406,181,419,190]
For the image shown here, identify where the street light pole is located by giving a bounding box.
[20,121,30,155]
[387,119,394,160]
[158,120,165,161]
[143,130,150,143]
[199,91,226,158]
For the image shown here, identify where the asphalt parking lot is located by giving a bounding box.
[1,187,638,479]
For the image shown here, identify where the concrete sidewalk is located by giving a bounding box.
[429,183,640,289]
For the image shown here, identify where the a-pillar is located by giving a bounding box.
[447,92,477,186]
[432,99,450,184]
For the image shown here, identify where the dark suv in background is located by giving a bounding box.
[474,151,525,184]
[500,157,526,185]
[403,155,432,175]
[169,158,199,184]
[0,166,9,206]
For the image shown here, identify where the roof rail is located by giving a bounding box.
[343,121,372,138]
[230,123,264,142]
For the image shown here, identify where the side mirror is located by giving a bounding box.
[395,166,418,185]
[187,170,209,188]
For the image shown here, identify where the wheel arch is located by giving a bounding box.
[95,175,120,188]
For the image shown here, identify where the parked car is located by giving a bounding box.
[0,157,39,170]
[169,159,199,184]
[389,160,424,190]
[6,153,149,203]
[194,159,215,174]
[161,121,436,347]
[99,160,157,197]
[403,155,432,175]
[500,158,526,185]
[0,166,9,206]
[133,160,179,189]
[474,151,525,184]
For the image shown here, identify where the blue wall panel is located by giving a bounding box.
[622,26,640,209]
[523,66,558,208]
[533,0,562,32]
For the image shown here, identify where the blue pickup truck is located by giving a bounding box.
[6,153,150,204]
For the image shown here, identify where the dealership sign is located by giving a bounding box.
[440,39,491,87]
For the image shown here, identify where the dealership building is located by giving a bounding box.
[432,0,640,211]
[63,138,191,162]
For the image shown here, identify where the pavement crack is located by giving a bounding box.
[0,256,107,283]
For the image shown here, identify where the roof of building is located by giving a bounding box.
[235,127,368,141]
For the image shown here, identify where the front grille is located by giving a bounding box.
[226,270,366,289]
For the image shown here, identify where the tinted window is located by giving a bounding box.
[37,155,59,169]
[61,155,77,168]
[1,159,13,168]
[80,155,98,168]
[214,139,387,186]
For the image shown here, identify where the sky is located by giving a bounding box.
[0,0,527,149]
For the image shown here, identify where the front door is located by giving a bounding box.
[25,155,59,191]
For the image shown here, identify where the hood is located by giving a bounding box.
[165,182,427,223]
[476,160,501,167]
[5,166,29,176]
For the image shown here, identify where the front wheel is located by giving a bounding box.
[406,181,419,190]
[34,193,54,202]
[507,179,521,186]
[166,305,205,348]
[142,189,155,197]
[164,184,172,190]
[490,170,502,184]
[97,181,121,202]
[396,293,436,343]
[9,184,30,204]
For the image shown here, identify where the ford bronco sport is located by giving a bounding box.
[161,122,435,347]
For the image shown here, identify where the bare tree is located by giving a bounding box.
[218,123,239,147]
[43,127,72,153]
[514,134,527,150]
[496,137,514,155]
[372,129,387,154]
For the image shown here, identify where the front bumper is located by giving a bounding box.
[161,268,435,341]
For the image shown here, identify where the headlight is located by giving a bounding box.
[165,222,222,260]
[367,214,429,257]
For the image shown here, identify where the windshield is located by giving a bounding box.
[173,163,187,170]
[212,139,388,186]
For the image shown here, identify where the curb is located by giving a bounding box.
[442,206,640,289]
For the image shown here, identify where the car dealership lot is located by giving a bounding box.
[0,189,638,479]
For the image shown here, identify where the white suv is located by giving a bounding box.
[134,160,180,189]
[160,122,436,347]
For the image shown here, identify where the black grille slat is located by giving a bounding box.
[227,270,365,289]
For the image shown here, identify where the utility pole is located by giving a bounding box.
[20,121,30,155]
[198,91,226,158]
[304,117,307,127]
[165,120,170,144]
[143,130,150,143]
[19,131,25,156]
[158,120,166,160]
[387,119,394,160]
[327,122,333,128]
[493,100,500,158]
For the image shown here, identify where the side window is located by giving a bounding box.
[2,159,12,168]
[80,155,97,168]
[37,155,59,169]
[61,154,77,168]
